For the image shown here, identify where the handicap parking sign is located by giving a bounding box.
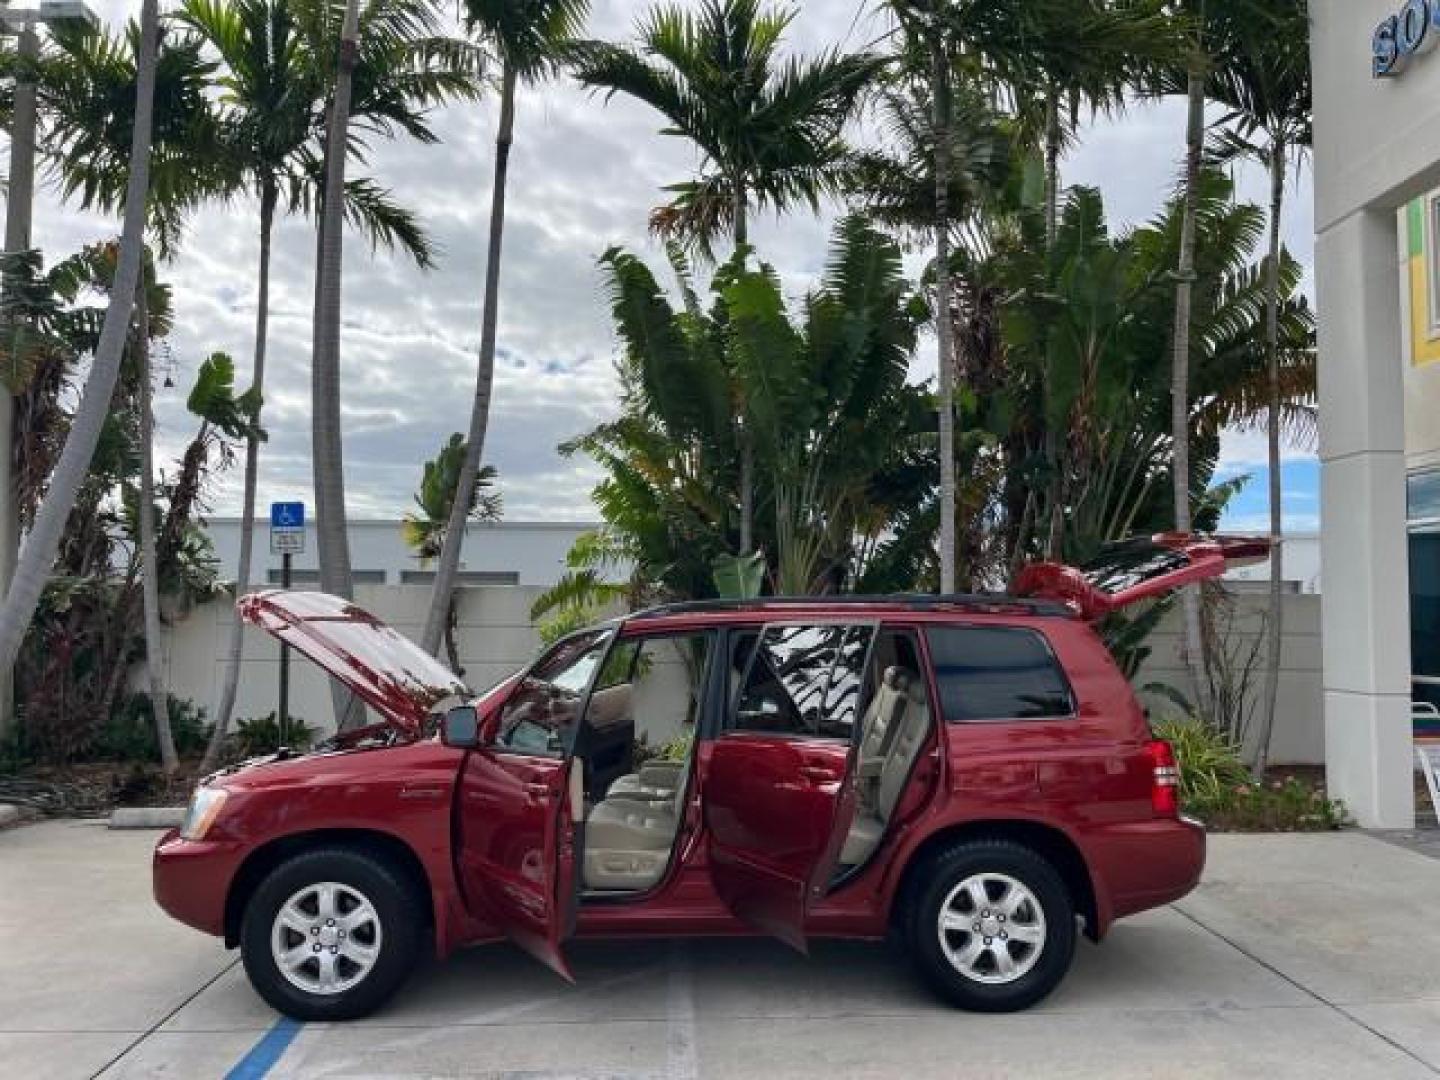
[270,502,305,529]
[270,501,306,555]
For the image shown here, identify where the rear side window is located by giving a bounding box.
[731,623,875,739]
[925,626,1074,721]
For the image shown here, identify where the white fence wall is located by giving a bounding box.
[153,585,547,736]
[1133,593,1323,765]
[152,586,1326,762]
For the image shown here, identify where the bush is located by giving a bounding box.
[632,730,693,767]
[230,712,319,758]
[96,694,210,763]
[1152,714,1348,832]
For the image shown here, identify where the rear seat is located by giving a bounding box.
[841,667,929,867]
[605,759,684,801]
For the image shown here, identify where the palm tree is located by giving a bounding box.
[309,0,363,728]
[0,0,158,680]
[180,0,481,766]
[1205,0,1311,773]
[404,434,501,673]
[42,11,227,771]
[573,0,878,557]
[1161,0,1247,716]
[417,0,589,659]
[845,56,1015,593]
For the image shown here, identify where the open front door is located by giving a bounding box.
[1014,533,1271,619]
[703,623,873,952]
[454,630,610,979]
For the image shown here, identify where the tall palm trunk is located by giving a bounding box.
[1253,142,1286,775]
[0,0,158,673]
[1043,84,1061,252]
[733,168,755,557]
[1041,84,1066,563]
[933,38,956,594]
[202,179,277,771]
[136,269,178,773]
[421,63,517,658]
[313,0,362,725]
[1172,58,1210,717]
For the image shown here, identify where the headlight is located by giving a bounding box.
[180,787,228,840]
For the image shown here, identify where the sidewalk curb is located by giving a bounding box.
[0,803,39,829]
[108,806,186,830]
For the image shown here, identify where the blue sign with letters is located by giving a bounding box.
[1374,0,1440,77]
[270,501,305,529]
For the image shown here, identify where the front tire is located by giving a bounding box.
[240,847,423,1021]
[905,840,1076,1012]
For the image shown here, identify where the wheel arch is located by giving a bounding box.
[889,819,1103,942]
[224,828,434,948]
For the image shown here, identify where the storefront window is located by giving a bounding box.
[1408,471,1440,706]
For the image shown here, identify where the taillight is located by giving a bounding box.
[1146,739,1180,817]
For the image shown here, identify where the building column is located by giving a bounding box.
[1316,208,1415,829]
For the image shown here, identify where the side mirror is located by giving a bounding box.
[441,705,480,749]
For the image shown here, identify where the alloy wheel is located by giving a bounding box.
[936,872,1046,985]
[270,881,383,996]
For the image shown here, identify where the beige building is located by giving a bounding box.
[1309,0,1440,826]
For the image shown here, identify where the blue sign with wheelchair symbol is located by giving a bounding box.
[270,502,305,529]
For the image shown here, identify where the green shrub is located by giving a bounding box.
[1151,714,1348,831]
[632,730,693,767]
[230,712,318,758]
[96,694,210,762]
[1151,714,1251,806]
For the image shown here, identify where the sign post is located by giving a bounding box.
[269,502,305,745]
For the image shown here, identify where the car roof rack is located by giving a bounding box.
[629,592,1074,620]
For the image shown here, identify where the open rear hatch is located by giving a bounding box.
[1014,533,1271,620]
[238,590,469,736]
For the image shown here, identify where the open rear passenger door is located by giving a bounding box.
[1014,533,1271,619]
[702,623,874,952]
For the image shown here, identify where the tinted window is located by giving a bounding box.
[926,626,1073,721]
[1079,539,1189,593]
[732,624,875,739]
[496,630,611,757]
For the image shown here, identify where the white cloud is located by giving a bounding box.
[28,0,1317,525]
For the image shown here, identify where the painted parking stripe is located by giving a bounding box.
[225,1016,304,1080]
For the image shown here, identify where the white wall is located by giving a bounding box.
[203,519,604,588]
[1311,0,1428,826]
[1223,534,1321,594]
[152,585,1325,762]
[154,585,547,736]
[1133,593,1323,765]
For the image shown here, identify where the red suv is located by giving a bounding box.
[153,535,1265,1021]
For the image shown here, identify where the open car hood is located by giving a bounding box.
[238,590,470,736]
[1014,533,1271,620]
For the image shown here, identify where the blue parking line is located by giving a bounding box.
[225,1016,303,1080]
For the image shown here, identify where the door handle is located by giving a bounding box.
[525,782,553,798]
[798,765,842,783]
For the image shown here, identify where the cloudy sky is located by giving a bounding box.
[30,0,1319,534]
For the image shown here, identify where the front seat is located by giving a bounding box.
[583,773,686,891]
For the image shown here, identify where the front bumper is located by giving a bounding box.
[153,828,246,939]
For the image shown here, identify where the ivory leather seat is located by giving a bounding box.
[606,759,684,801]
[841,667,930,867]
[583,774,687,891]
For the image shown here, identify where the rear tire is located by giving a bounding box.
[240,846,423,1021]
[905,839,1075,1012]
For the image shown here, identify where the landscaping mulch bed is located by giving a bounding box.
[0,760,203,819]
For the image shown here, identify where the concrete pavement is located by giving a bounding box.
[1,821,1438,1078]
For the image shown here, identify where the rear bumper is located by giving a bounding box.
[153,828,246,939]
[1092,815,1206,930]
